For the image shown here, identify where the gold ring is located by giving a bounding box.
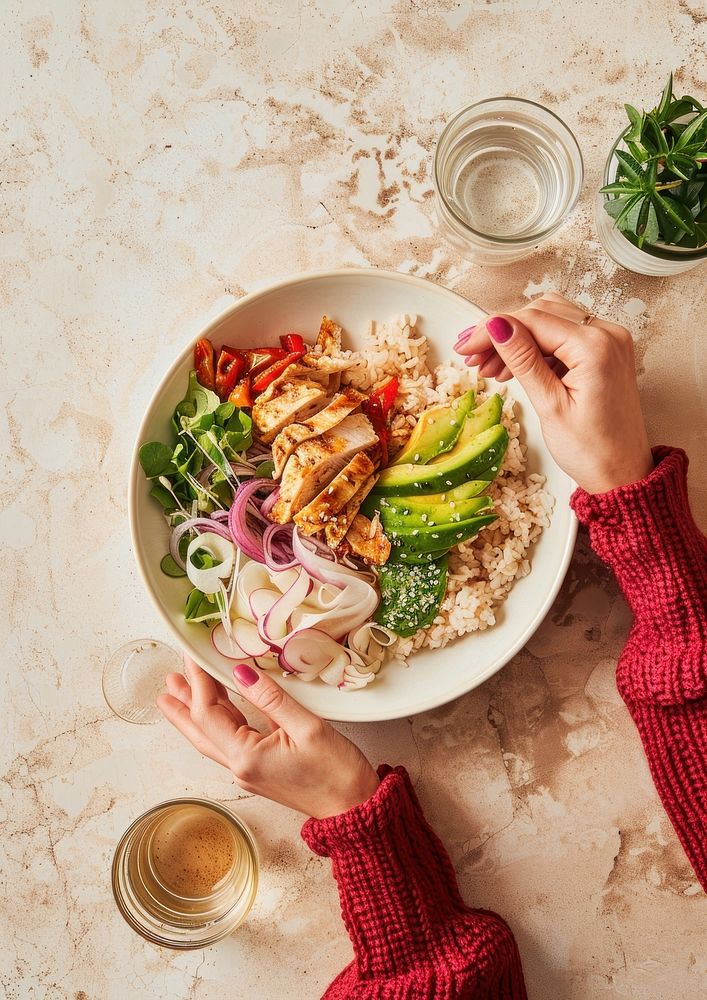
[580,313,596,326]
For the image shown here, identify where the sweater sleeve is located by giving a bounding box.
[302,765,527,1000]
[571,446,707,886]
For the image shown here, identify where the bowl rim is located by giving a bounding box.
[128,267,577,722]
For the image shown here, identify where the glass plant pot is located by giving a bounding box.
[595,130,707,276]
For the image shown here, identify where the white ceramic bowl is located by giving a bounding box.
[129,269,577,722]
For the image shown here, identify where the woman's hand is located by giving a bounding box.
[157,657,380,820]
[454,292,654,494]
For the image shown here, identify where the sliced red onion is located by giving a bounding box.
[210,510,230,522]
[170,517,232,569]
[228,478,278,562]
[263,522,297,571]
[260,488,280,518]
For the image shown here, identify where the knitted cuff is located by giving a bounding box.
[301,764,411,856]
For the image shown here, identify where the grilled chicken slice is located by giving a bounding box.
[252,373,328,444]
[294,453,376,536]
[316,316,342,355]
[343,514,391,566]
[301,353,353,374]
[271,387,367,477]
[324,474,377,548]
[271,414,378,523]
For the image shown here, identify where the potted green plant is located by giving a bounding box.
[595,75,707,275]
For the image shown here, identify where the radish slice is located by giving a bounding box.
[212,622,249,660]
[186,532,235,595]
[261,568,311,645]
[249,588,279,621]
[279,629,341,680]
[232,619,271,658]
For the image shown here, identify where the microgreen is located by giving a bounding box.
[140,369,253,516]
[600,75,707,249]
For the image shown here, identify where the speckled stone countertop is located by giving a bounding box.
[2,2,706,998]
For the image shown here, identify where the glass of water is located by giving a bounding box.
[433,98,583,266]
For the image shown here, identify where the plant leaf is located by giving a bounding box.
[599,181,643,195]
[652,192,696,235]
[666,152,696,182]
[665,97,704,123]
[624,103,644,141]
[655,74,673,121]
[139,441,176,478]
[625,138,651,162]
[674,109,707,151]
[644,113,669,154]
[614,193,645,231]
[614,149,645,184]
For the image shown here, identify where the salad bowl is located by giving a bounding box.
[129,269,577,722]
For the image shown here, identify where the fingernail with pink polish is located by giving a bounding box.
[454,325,476,349]
[487,317,513,343]
[233,663,259,687]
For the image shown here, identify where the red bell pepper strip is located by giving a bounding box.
[228,376,254,408]
[369,375,399,417]
[243,347,287,377]
[280,332,306,354]
[251,350,305,393]
[361,396,389,466]
[194,339,216,391]
[215,348,247,400]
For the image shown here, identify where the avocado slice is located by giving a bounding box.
[392,390,475,466]
[374,424,508,496]
[388,512,498,555]
[362,474,493,519]
[429,393,503,464]
[378,495,494,530]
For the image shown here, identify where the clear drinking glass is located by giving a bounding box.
[102,639,180,724]
[112,798,259,949]
[595,130,707,276]
[433,98,583,266]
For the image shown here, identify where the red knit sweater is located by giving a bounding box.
[302,448,707,999]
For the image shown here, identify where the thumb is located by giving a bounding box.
[485,314,562,413]
[232,662,317,740]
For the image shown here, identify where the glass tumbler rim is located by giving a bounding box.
[433,96,584,246]
[112,796,259,949]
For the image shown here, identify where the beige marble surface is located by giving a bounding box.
[2,2,707,998]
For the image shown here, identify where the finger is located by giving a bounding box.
[525,296,590,323]
[478,353,508,379]
[166,672,192,706]
[484,315,565,414]
[185,656,254,746]
[231,663,319,741]
[463,346,496,368]
[157,693,232,768]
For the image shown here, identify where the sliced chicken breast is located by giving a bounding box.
[271,387,367,477]
[343,514,391,566]
[315,316,342,355]
[301,353,354,374]
[271,413,378,523]
[324,474,377,548]
[294,453,375,536]
[252,373,328,443]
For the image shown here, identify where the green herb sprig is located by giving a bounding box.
[601,75,707,249]
[139,370,253,516]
